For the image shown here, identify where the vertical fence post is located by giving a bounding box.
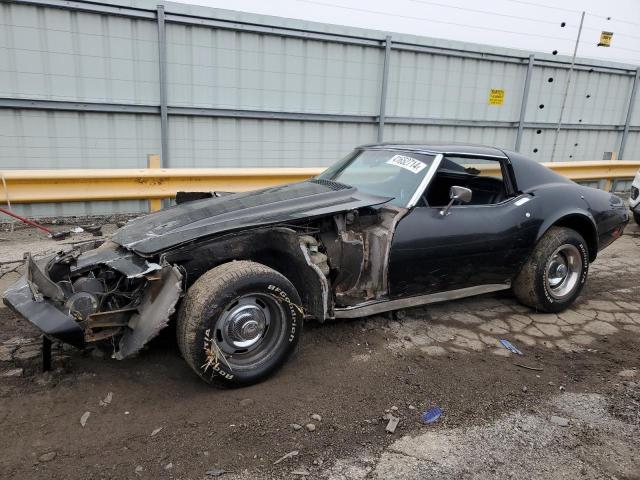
[157,5,169,168]
[551,11,585,161]
[515,54,535,152]
[147,154,162,212]
[377,35,391,142]
[619,67,639,160]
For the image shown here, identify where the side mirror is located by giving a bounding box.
[440,186,472,216]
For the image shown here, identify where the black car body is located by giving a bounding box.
[3,143,629,386]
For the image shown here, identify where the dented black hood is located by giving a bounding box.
[112,180,391,255]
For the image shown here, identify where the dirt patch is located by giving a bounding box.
[0,224,638,479]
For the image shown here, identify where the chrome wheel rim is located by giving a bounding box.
[214,293,285,360]
[546,244,582,300]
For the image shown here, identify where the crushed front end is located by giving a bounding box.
[2,241,182,359]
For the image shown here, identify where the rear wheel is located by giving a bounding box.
[176,261,303,387]
[512,227,589,313]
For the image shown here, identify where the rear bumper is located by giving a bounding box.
[3,275,85,348]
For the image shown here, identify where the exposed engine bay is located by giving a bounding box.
[6,204,404,359]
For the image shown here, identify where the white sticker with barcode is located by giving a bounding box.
[385,154,427,174]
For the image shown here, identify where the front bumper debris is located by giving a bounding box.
[2,244,183,358]
[3,273,85,348]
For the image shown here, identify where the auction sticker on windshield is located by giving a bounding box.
[386,155,427,174]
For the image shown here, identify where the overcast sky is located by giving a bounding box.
[168,0,640,65]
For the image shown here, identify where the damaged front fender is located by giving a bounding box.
[2,244,184,359]
[114,265,182,359]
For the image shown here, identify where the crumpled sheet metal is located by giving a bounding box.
[114,265,182,359]
[73,244,162,279]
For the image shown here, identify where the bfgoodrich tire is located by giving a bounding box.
[512,227,589,313]
[176,261,303,387]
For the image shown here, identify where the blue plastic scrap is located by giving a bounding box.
[422,407,442,424]
[500,339,524,356]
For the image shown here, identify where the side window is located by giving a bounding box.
[424,156,509,207]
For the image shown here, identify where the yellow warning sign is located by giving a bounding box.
[488,89,505,105]
[598,31,613,47]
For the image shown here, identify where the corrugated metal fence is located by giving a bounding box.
[1,0,639,216]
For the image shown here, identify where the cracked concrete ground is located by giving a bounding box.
[0,221,639,479]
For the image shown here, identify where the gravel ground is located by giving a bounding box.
[0,220,638,480]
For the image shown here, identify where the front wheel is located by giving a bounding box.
[512,227,589,313]
[634,211,640,225]
[176,261,303,387]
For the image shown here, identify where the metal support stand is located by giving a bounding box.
[619,67,639,160]
[42,335,52,372]
[550,11,585,161]
[377,36,392,143]
[515,55,535,152]
[157,5,169,168]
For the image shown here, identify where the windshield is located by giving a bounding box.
[317,149,436,207]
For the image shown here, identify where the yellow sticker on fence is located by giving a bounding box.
[488,89,505,105]
[598,31,613,47]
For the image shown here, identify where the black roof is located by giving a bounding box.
[358,142,507,158]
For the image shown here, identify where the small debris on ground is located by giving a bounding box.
[522,386,528,393]
[2,368,23,377]
[390,406,398,411]
[550,415,570,427]
[151,427,163,437]
[99,392,113,407]
[500,339,524,356]
[164,462,173,470]
[38,452,57,462]
[135,465,143,475]
[290,423,302,431]
[239,398,254,407]
[273,450,299,465]
[305,423,316,432]
[385,415,400,433]
[311,413,322,421]
[292,468,311,476]
[80,411,90,427]
[514,363,543,371]
[421,407,443,424]
[205,468,226,477]
[408,405,416,410]
[81,224,103,236]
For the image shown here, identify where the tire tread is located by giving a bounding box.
[512,227,587,313]
[176,260,297,387]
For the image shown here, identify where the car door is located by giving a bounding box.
[388,155,538,298]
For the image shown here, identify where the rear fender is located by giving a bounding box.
[535,210,598,262]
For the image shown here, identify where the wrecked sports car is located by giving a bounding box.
[3,144,629,387]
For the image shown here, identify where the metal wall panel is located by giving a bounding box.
[387,52,527,122]
[0,2,159,104]
[169,117,377,167]
[1,0,639,218]
[165,24,384,115]
[0,109,161,168]
[384,124,517,150]
[630,83,640,126]
[622,132,640,160]
[8,200,147,218]
[525,66,633,126]
[519,128,622,161]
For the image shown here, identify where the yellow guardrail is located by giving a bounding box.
[1,155,638,212]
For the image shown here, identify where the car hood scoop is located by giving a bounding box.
[112,180,391,255]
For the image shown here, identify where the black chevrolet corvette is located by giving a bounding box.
[3,143,629,387]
